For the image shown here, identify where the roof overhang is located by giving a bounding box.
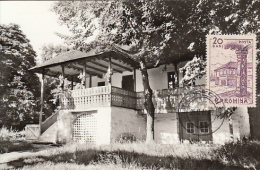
[30,49,140,79]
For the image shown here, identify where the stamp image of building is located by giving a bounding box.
[214,62,253,88]
[25,49,251,145]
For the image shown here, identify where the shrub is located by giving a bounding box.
[216,141,260,169]
[116,133,137,143]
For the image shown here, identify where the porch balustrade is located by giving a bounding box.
[59,85,206,112]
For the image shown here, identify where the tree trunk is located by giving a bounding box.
[139,59,155,143]
[229,115,234,141]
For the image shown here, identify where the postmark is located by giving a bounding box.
[178,89,226,138]
[207,35,256,107]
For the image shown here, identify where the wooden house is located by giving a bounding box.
[25,49,250,145]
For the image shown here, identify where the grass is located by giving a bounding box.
[3,141,259,170]
[1,128,259,169]
[0,126,35,154]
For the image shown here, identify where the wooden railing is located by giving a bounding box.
[111,86,137,109]
[60,86,111,110]
[59,85,206,113]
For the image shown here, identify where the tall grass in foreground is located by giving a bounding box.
[6,141,260,169]
[0,127,32,153]
[0,126,25,141]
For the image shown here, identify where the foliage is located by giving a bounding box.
[116,133,137,143]
[40,44,71,62]
[0,126,25,141]
[180,56,206,86]
[5,142,260,169]
[0,24,41,130]
[51,0,201,142]
[216,141,260,169]
[180,0,260,85]
[51,0,259,141]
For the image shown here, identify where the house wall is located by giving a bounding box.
[152,111,247,145]
[232,107,250,139]
[110,107,146,142]
[82,61,206,92]
[55,107,111,145]
[211,115,230,144]
[154,113,179,144]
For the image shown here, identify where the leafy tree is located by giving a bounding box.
[181,0,260,85]
[52,1,199,142]
[0,24,41,130]
[52,0,259,142]
[41,44,71,62]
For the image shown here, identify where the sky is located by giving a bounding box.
[0,1,70,57]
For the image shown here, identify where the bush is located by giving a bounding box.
[116,133,136,143]
[0,126,25,141]
[216,141,260,169]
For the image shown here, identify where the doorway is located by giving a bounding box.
[122,75,134,91]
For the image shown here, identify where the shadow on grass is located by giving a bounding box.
[8,149,247,170]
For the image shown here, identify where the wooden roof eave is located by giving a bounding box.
[29,50,139,74]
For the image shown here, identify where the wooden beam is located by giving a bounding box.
[91,61,123,73]
[108,56,112,85]
[86,63,107,74]
[89,74,92,88]
[174,62,179,87]
[61,65,65,90]
[83,61,87,88]
[39,68,45,134]
[71,75,74,90]
[68,63,103,78]
[133,68,136,92]
[103,58,132,72]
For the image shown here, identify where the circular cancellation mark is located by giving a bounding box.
[178,88,226,137]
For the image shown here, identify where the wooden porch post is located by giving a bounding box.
[89,74,92,88]
[39,68,45,134]
[108,56,112,85]
[71,76,74,90]
[174,62,179,87]
[133,68,137,92]
[61,65,65,90]
[83,60,87,88]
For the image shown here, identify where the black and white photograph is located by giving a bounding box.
[0,1,259,169]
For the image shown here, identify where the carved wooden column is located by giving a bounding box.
[39,68,45,134]
[134,68,137,92]
[174,63,179,87]
[83,60,87,88]
[235,50,248,97]
[89,74,92,88]
[71,76,74,90]
[61,65,65,90]
[108,56,112,85]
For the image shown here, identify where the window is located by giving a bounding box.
[199,121,209,133]
[168,72,175,89]
[98,82,105,86]
[186,122,194,134]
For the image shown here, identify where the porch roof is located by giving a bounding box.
[30,49,139,79]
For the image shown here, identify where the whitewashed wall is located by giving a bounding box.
[81,61,206,92]
[154,113,179,144]
[110,107,146,142]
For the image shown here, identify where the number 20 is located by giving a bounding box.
[213,37,223,44]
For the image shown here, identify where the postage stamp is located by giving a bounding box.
[207,35,256,107]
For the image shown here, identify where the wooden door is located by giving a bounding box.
[122,75,134,91]
[178,111,212,142]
